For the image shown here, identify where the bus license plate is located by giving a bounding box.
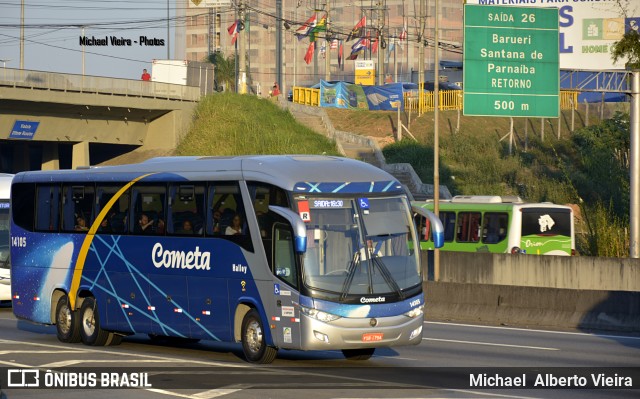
[362,333,384,342]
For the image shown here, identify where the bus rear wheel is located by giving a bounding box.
[241,309,277,364]
[342,348,375,360]
[79,297,111,346]
[55,295,81,343]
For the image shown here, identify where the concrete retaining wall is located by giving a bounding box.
[423,251,640,292]
[425,281,640,332]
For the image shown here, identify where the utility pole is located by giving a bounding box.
[376,0,384,85]
[631,70,640,258]
[276,0,283,89]
[167,0,170,59]
[238,1,247,94]
[418,0,425,111]
[433,0,441,280]
[20,0,24,69]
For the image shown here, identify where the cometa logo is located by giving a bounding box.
[152,243,211,270]
[360,296,386,304]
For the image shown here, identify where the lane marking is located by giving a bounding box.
[0,350,89,355]
[423,337,558,351]
[40,359,179,368]
[425,321,640,341]
[0,338,246,367]
[0,359,33,367]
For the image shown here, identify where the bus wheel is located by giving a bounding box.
[55,295,81,343]
[342,348,375,360]
[241,309,277,364]
[79,297,110,346]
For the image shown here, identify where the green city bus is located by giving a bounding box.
[413,196,575,256]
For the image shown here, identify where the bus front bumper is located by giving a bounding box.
[299,313,424,351]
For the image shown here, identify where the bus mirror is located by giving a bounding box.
[268,205,307,253]
[411,206,445,248]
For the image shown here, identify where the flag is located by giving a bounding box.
[338,41,343,69]
[309,15,326,42]
[330,39,338,49]
[304,42,315,65]
[346,16,366,42]
[371,38,378,54]
[386,41,395,63]
[295,14,317,39]
[227,19,240,45]
[399,24,407,41]
[320,41,326,59]
[349,37,368,60]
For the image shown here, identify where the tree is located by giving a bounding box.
[207,51,236,92]
[611,29,640,70]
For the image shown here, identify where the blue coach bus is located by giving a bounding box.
[10,155,443,363]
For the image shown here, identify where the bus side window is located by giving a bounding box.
[169,184,205,236]
[441,211,456,242]
[207,182,253,251]
[456,212,481,243]
[96,185,130,234]
[12,183,36,231]
[131,185,166,236]
[35,185,60,232]
[483,212,508,244]
[413,214,430,242]
[62,185,95,232]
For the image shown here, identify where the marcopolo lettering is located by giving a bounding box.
[152,243,211,270]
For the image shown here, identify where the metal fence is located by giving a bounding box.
[0,68,201,102]
[291,85,581,114]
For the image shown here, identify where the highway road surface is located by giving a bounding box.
[0,304,638,399]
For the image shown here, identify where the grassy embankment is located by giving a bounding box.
[176,93,340,156]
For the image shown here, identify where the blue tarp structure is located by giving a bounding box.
[317,80,416,111]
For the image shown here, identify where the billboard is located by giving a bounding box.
[466,0,639,70]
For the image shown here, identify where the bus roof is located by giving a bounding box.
[12,155,404,194]
[413,198,573,212]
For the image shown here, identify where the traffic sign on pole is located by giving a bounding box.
[463,5,559,118]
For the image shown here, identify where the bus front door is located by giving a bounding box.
[271,223,301,349]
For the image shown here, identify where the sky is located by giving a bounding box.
[0,0,178,80]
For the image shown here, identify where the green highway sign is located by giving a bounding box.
[463,4,559,118]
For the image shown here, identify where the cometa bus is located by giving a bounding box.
[10,155,443,363]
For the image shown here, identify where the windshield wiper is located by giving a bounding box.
[339,251,360,302]
[370,253,405,300]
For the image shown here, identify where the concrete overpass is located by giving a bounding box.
[0,68,200,172]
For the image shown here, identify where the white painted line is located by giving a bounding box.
[40,359,177,368]
[0,359,34,367]
[144,389,199,399]
[191,386,249,398]
[423,337,558,351]
[0,350,89,355]
[425,321,640,341]
[0,338,247,368]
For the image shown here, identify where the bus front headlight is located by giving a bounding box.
[300,305,341,322]
[404,305,424,318]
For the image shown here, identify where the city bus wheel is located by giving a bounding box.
[342,348,375,360]
[79,297,110,346]
[55,295,81,343]
[241,309,277,364]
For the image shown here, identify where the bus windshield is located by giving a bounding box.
[300,196,420,299]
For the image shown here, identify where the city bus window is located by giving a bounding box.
[440,211,456,242]
[456,212,481,243]
[35,185,60,232]
[62,184,95,232]
[413,214,431,242]
[482,212,508,244]
[169,184,205,236]
[130,185,166,235]
[273,223,298,289]
[12,183,35,231]
[96,185,130,234]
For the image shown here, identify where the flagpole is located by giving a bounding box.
[324,2,331,81]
